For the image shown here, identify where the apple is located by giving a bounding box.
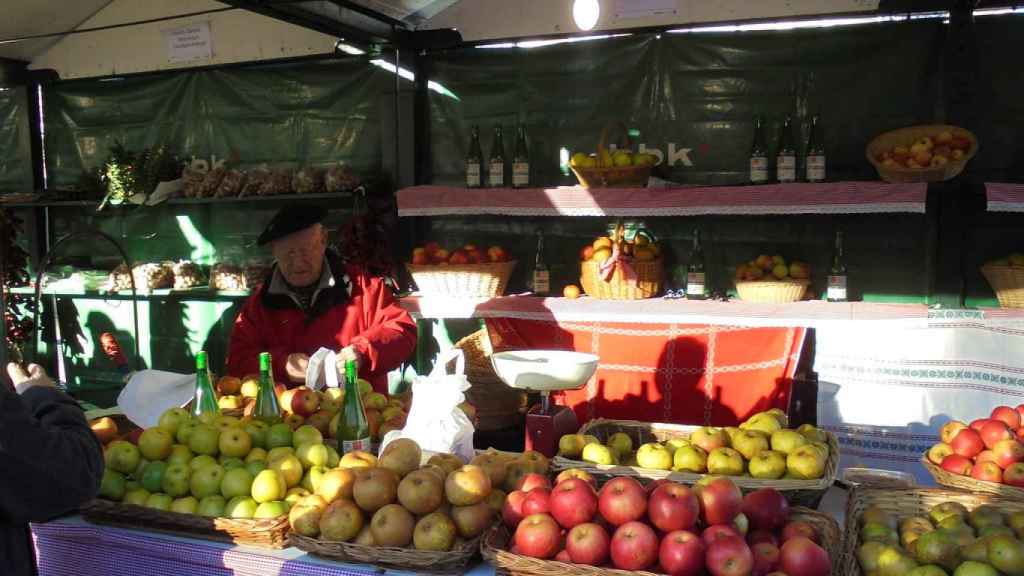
[290,388,320,417]
[170,496,199,515]
[502,489,529,528]
[105,440,142,474]
[190,464,225,499]
[673,445,708,473]
[706,535,754,576]
[292,424,323,448]
[145,493,173,511]
[708,447,745,476]
[487,246,509,263]
[971,418,993,431]
[993,406,1022,429]
[748,450,787,479]
[742,488,790,531]
[413,511,456,552]
[225,495,259,518]
[557,434,587,458]
[781,520,818,543]
[514,513,561,559]
[1005,462,1024,487]
[609,521,658,570]
[732,430,770,460]
[516,473,551,493]
[220,467,254,499]
[993,439,1024,469]
[779,536,830,576]
[981,420,1014,449]
[648,482,699,532]
[660,529,705,576]
[691,427,729,453]
[284,413,305,430]
[547,477,598,529]
[320,499,364,542]
[581,443,616,466]
[450,500,493,539]
[339,450,377,469]
[306,411,334,437]
[607,432,634,457]
[696,476,743,526]
[950,428,984,458]
[99,469,127,501]
[379,438,422,478]
[522,488,551,516]
[270,454,304,488]
[167,444,193,467]
[940,454,974,475]
[370,503,415,547]
[427,453,464,476]
[197,495,227,517]
[138,428,174,461]
[446,465,492,506]
[158,408,191,436]
[555,468,596,488]
[748,529,779,548]
[353,467,399,513]
[265,423,293,449]
[752,542,781,576]
[189,454,218,471]
[187,424,220,457]
[598,477,647,526]
[162,462,191,497]
[559,522,608,565]
[927,443,955,466]
[295,442,329,469]
[397,469,444,515]
[987,533,1024,576]
[123,487,151,507]
[252,469,287,503]
[786,445,827,479]
[636,442,673,470]
[486,488,507,515]
[971,461,1003,483]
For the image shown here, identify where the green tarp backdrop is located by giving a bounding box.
[0,86,33,194]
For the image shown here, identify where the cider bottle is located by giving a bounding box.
[337,360,371,454]
[776,115,797,183]
[827,230,849,302]
[466,125,483,188]
[190,351,219,417]
[488,126,506,188]
[685,228,708,300]
[749,115,769,184]
[253,352,281,421]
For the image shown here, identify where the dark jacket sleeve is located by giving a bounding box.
[0,385,104,523]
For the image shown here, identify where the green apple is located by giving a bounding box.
[582,434,601,447]
[255,500,288,519]
[902,527,929,550]
[225,495,259,518]
[707,447,745,476]
[861,522,899,545]
[145,493,173,511]
[913,530,959,569]
[170,496,199,515]
[246,460,268,477]
[635,442,672,470]
[325,445,340,468]
[877,545,919,576]
[663,438,689,455]
[215,415,242,432]
[125,480,141,492]
[797,423,829,443]
[266,423,294,449]
[189,454,219,472]
[196,411,218,426]
[786,445,827,479]
[221,467,255,499]
[979,526,1014,539]
[937,516,970,532]
[271,454,304,488]
[105,440,141,474]
[723,427,742,444]
[929,502,969,526]
[293,425,324,448]
[138,428,174,461]
[285,487,311,507]
[296,442,330,468]
[244,421,269,449]
[770,429,809,455]
[218,427,253,459]
[99,469,127,501]
[267,446,295,463]
[123,488,151,506]
[1009,511,1024,538]
[907,566,950,576]
[197,495,227,517]
[858,541,888,573]
[581,443,615,466]
[970,505,1006,530]
[672,445,708,473]
[301,466,329,493]
[167,444,193,467]
[162,463,192,497]
[158,407,191,436]
[558,434,587,458]
[188,424,220,457]
[175,419,201,445]
[245,447,268,463]
[606,432,633,457]
[748,450,787,479]
[954,561,1000,576]
[252,469,288,503]
[131,457,149,481]
[141,461,169,493]
[220,457,245,470]
[732,430,770,460]
[356,378,372,397]
[740,413,783,435]
[190,464,225,499]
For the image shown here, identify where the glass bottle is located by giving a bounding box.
[513,125,530,188]
[776,115,797,183]
[531,229,550,296]
[749,115,769,184]
[253,352,282,421]
[466,125,483,188]
[805,114,826,183]
[190,350,219,417]
[686,228,708,300]
[827,230,848,302]
[337,359,371,454]
[488,126,506,188]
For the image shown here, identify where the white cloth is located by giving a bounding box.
[117,370,194,428]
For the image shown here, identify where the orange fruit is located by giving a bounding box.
[592,237,612,251]
[563,285,581,299]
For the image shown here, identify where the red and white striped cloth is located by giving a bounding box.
[397,182,928,217]
[986,182,1024,212]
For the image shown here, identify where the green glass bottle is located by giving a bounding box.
[190,351,219,417]
[337,359,371,454]
[254,352,281,421]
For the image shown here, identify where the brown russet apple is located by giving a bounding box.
[397,469,444,515]
[485,489,506,515]
[370,504,415,547]
[519,451,550,474]
[289,496,326,537]
[217,376,242,396]
[413,511,456,551]
[427,453,464,477]
[451,500,494,538]
[378,438,422,478]
[445,465,492,506]
[319,499,364,542]
[353,468,399,513]
[470,453,508,488]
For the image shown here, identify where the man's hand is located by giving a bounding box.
[335,346,364,376]
[7,363,56,395]
[285,353,310,384]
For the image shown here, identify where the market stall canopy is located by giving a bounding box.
[0,0,111,62]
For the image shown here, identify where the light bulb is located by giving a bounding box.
[573,0,600,31]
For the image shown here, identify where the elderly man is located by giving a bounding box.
[227,204,416,392]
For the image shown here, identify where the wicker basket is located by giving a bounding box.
[485,506,841,576]
[920,453,1024,500]
[981,264,1024,309]
[580,258,663,300]
[570,123,653,189]
[551,418,839,508]
[454,329,528,432]
[406,260,516,298]
[735,279,810,303]
[80,499,289,548]
[866,124,978,184]
[289,531,481,573]
[840,487,1024,576]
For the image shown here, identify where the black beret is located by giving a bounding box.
[258,204,327,246]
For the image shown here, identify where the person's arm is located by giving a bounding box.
[0,383,104,523]
[347,276,417,376]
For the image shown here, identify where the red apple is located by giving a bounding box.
[1004,462,1024,487]
[609,521,658,571]
[432,249,450,264]
[980,420,1013,449]
[940,420,969,444]
[971,460,1003,483]
[516,473,551,493]
[742,488,790,531]
[565,522,610,566]
[977,450,999,465]
[487,246,509,263]
[780,536,830,576]
[950,428,985,458]
[448,249,470,265]
[553,549,570,562]
[971,418,993,431]
[514,513,562,559]
[696,476,743,526]
[1016,404,1024,418]
[522,488,551,516]
[752,542,781,576]
[993,439,1024,469]
[940,454,974,476]
[645,478,671,495]
[648,482,700,533]
[290,388,320,417]
[748,529,779,547]
[410,249,429,265]
[706,535,754,576]
[549,478,598,529]
[502,490,528,528]
[703,524,742,546]
[423,241,441,256]
[781,521,818,544]
[598,477,647,526]
[993,406,1022,429]
[659,530,705,576]
[1017,428,1024,442]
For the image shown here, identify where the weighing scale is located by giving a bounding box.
[490,350,600,457]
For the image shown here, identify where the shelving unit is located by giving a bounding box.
[8,285,250,302]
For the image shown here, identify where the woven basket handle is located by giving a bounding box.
[597,121,634,156]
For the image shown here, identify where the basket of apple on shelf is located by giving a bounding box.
[484,472,840,576]
[579,223,664,300]
[734,255,811,303]
[981,253,1024,309]
[406,242,516,298]
[867,124,977,183]
[568,122,658,189]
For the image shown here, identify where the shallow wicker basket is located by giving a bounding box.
[80,499,289,548]
[735,279,810,303]
[453,329,528,432]
[981,264,1024,309]
[570,123,652,189]
[485,506,841,576]
[921,453,1024,500]
[580,258,663,300]
[289,531,481,573]
[840,487,1024,576]
[406,260,516,298]
[551,418,839,508]
[866,124,978,183]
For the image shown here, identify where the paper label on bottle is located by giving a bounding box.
[513,162,529,187]
[686,272,706,296]
[750,156,768,183]
[777,155,796,182]
[827,275,847,301]
[488,162,504,187]
[342,437,371,454]
[466,162,481,187]
[807,155,826,182]
[532,270,550,295]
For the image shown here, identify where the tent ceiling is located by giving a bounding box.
[0,0,112,62]
[349,0,460,26]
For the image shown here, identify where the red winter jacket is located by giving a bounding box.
[226,258,417,392]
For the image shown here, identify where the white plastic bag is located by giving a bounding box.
[305,347,340,391]
[379,349,475,462]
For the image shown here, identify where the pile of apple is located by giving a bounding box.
[735,255,809,283]
[875,130,972,171]
[569,149,658,170]
[288,439,511,551]
[579,232,661,265]
[559,410,831,480]
[409,242,510,266]
[501,471,829,576]
[927,405,1024,487]
[857,500,1024,576]
[97,407,357,520]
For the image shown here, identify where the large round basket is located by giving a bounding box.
[570,122,652,189]
[406,260,516,298]
[484,506,841,576]
[580,258,663,300]
[981,264,1024,308]
[551,418,839,509]
[921,453,1024,499]
[866,124,977,183]
[840,487,1024,576]
[289,531,481,573]
[735,279,810,303]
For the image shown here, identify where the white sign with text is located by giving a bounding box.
[163,21,213,63]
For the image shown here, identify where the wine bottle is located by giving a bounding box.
[749,115,769,184]
[337,359,371,454]
[488,126,506,188]
[686,228,708,300]
[190,350,219,417]
[827,230,848,302]
[466,125,483,188]
[805,114,826,182]
[531,229,550,296]
[776,115,797,183]
[513,125,530,188]
[253,352,282,421]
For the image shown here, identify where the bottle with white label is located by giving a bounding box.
[513,124,530,188]
[531,229,550,296]
[776,115,797,183]
[805,114,826,182]
[686,228,708,300]
[466,125,483,188]
[827,229,848,302]
[487,125,505,188]
[749,115,768,184]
